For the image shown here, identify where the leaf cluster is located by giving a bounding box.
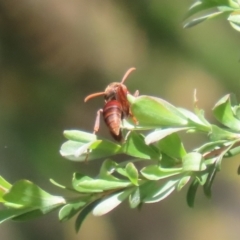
[184,0,240,31]
[2,92,240,232]
[1,0,240,233]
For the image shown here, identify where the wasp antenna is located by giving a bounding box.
[84,92,106,102]
[121,67,136,84]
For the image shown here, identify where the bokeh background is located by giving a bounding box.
[1,0,240,239]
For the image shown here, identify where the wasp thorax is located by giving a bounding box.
[104,82,126,101]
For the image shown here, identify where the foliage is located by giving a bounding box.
[1,0,240,233]
[184,0,240,31]
[2,92,240,231]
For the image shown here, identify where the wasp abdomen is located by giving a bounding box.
[103,100,123,141]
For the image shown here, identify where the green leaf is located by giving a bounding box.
[125,163,139,186]
[72,173,132,193]
[0,207,37,224]
[232,105,240,120]
[203,163,217,198]
[210,125,239,141]
[186,178,199,208]
[115,167,128,178]
[60,139,121,162]
[92,188,133,216]
[196,171,209,185]
[160,153,181,167]
[129,187,141,208]
[213,94,240,131]
[194,140,228,154]
[13,205,61,221]
[182,152,206,171]
[141,165,182,180]
[184,0,237,22]
[63,130,97,142]
[0,176,12,202]
[216,141,235,170]
[184,10,226,28]
[99,159,119,181]
[158,133,187,159]
[0,176,11,190]
[128,95,188,127]
[121,131,160,160]
[177,175,191,191]
[226,144,240,157]
[75,200,101,233]
[145,127,190,145]
[177,107,210,131]
[3,180,65,209]
[59,202,86,222]
[228,11,240,31]
[143,178,179,203]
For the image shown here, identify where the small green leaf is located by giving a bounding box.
[141,165,182,180]
[213,94,240,131]
[92,188,133,216]
[75,179,131,192]
[115,167,128,178]
[232,105,240,120]
[210,125,240,141]
[60,141,89,161]
[99,159,118,181]
[129,187,141,208]
[158,133,187,159]
[177,107,210,130]
[13,205,61,221]
[128,95,188,127]
[75,200,101,233]
[3,180,65,209]
[60,139,121,162]
[182,152,206,171]
[186,178,199,208]
[145,127,189,145]
[228,11,240,31]
[143,178,179,203]
[0,176,12,202]
[121,131,160,160]
[184,0,236,25]
[203,163,217,198]
[63,130,97,142]
[230,20,240,31]
[184,10,226,28]
[125,163,139,186]
[177,175,191,191]
[72,173,131,193]
[59,202,86,222]
[0,207,37,224]
[136,181,157,199]
[227,144,240,157]
[195,140,228,154]
[196,171,209,186]
[0,176,11,190]
[160,153,181,167]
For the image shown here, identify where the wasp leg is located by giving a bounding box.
[93,109,103,134]
[133,90,139,97]
[130,113,138,125]
[128,90,139,125]
[85,109,103,163]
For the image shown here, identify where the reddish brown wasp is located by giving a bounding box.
[84,67,138,142]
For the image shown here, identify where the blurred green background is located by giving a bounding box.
[1,0,240,239]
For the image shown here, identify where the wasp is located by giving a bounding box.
[84,67,138,142]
